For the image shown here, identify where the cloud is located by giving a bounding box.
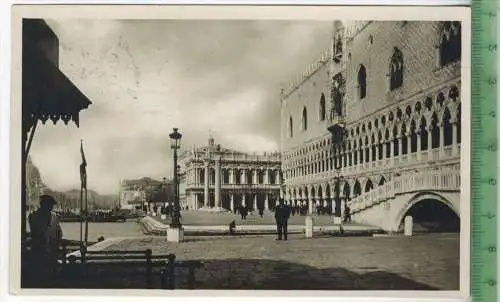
[29,19,333,194]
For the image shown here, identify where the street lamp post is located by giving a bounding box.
[167,128,184,242]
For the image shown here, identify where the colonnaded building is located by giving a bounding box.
[178,136,282,212]
[280,21,462,232]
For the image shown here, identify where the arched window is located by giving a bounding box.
[302,107,308,131]
[288,117,293,138]
[431,113,440,148]
[319,94,326,121]
[440,21,461,66]
[389,47,404,90]
[365,179,374,193]
[358,65,367,100]
[335,34,343,55]
[410,120,417,153]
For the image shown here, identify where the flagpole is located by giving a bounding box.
[84,186,89,247]
[79,139,88,260]
[79,177,83,249]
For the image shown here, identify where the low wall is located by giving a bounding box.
[138,216,383,237]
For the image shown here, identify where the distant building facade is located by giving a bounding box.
[119,177,172,210]
[178,137,282,211]
[280,21,461,231]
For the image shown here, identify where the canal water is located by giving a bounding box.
[60,221,144,242]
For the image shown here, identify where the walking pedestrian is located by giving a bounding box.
[274,199,291,241]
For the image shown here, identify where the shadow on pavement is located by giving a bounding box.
[23,258,445,290]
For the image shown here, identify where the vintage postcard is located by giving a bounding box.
[10,4,471,299]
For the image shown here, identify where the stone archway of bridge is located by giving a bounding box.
[388,191,460,231]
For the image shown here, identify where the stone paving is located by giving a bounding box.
[102,232,460,290]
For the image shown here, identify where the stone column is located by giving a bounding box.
[215,157,221,208]
[264,169,269,184]
[241,169,246,184]
[439,123,445,158]
[242,194,247,207]
[204,162,209,208]
[404,215,413,236]
[253,194,257,210]
[230,194,234,212]
[229,169,234,184]
[340,197,346,221]
[452,122,458,156]
[253,170,258,184]
[265,194,269,210]
[416,131,422,161]
[390,140,394,165]
[428,126,433,160]
[398,135,403,159]
[374,143,379,163]
[308,196,313,214]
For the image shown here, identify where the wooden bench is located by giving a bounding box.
[61,248,203,289]
[160,254,204,289]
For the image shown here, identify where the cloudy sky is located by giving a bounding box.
[30,19,334,195]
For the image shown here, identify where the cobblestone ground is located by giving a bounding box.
[154,210,362,226]
[102,233,460,290]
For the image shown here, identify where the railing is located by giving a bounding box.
[288,144,460,185]
[187,183,282,190]
[347,168,461,213]
[208,153,281,162]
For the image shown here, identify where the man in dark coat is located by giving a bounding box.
[29,195,63,287]
[274,199,291,240]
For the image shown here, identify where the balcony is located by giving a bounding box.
[286,144,461,186]
[326,114,346,145]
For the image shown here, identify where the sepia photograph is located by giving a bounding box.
[10,5,470,296]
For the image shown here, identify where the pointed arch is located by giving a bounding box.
[440,21,461,66]
[371,133,376,162]
[358,64,367,100]
[420,116,429,151]
[343,182,351,199]
[379,176,387,186]
[365,179,374,192]
[410,119,418,153]
[393,125,400,157]
[431,112,440,148]
[353,180,362,197]
[377,130,383,160]
[319,93,326,121]
[385,128,391,158]
[302,107,308,131]
[401,122,408,155]
[443,107,453,146]
[389,47,404,90]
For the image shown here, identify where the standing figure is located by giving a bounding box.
[29,195,63,287]
[258,207,264,218]
[344,206,352,223]
[274,199,291,241]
